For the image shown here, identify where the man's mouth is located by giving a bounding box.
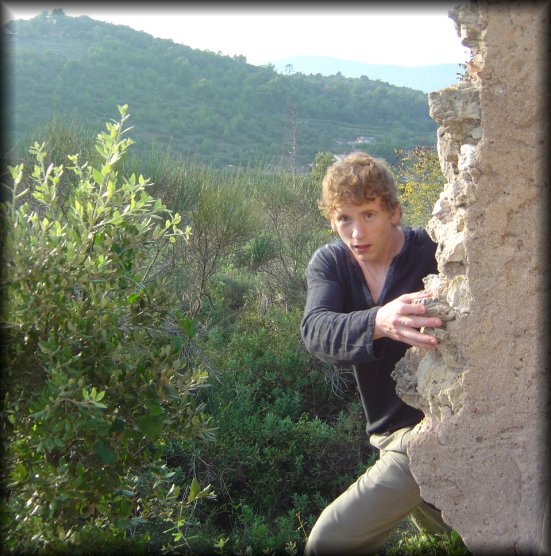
[353,244,371,253]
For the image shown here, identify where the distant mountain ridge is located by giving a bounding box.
[4,11,440,169]
[269,56,463,93]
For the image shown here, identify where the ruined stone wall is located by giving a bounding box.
[392,2,549,553]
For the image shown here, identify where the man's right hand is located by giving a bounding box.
[373,291,443,349]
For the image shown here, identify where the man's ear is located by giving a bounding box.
[391,204,401,225]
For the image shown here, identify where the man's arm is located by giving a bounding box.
[301,248,442,365]
[300,249,381,366]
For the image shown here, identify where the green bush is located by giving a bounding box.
[385,529,471,556]
[1,105,214,552]
[234,170,330,309]
[171,305,374,554]
[396,146,446,228]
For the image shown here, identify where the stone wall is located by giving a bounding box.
[391,2,549,553]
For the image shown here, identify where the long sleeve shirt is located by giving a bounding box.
[300,227,438,435]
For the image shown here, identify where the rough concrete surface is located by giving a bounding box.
[391,2,550,553]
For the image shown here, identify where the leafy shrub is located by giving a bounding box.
[237,232,280,271]
[234,170,330,309]
[396,146,446,228]
[1,105,214,552]
[171,305,374,554]
[385,529,471,556]
[7,116,99,217]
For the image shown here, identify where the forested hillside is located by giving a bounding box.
[3,9,438,169]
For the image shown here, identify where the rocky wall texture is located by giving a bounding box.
[391,2,549,553]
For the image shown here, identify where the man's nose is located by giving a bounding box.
[352,222,365,239]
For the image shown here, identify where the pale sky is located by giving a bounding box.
[1,2,470,68]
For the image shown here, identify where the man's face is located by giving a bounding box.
[330,198,401,264]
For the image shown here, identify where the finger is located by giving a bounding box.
[414,316,443,328]
[400,303,428,317]
[400,317,443,330]
[400,302,442,322]
[399,291,431,303]
[405,329,439,349]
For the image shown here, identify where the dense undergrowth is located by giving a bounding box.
[1,108,466,555]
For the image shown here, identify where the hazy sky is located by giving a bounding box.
[2,2,470,67]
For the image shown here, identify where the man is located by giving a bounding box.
[301,151,450,555]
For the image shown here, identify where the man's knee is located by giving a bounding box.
[304,510,338,556]
[304,507,388,556]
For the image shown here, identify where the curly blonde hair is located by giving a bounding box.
[318,152,400,219]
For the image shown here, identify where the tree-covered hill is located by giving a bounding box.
[3,9,438,169]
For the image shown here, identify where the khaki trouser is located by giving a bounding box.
[305,427,451,555]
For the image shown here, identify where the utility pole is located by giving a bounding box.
[286,103,298,178]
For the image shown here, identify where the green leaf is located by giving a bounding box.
[108,418,125,434]
[170,336,184,353]
[107,180,116,198]
[53,437,65,448]
[144,400,163,417]
[180,317,199,339]
[137,415,163,441]
[112,210,123,225]
[94,440,117,464]
[166,483,181,500]
[92,168,103,184]
[10,462,27,482]
[187,477,201,503]
[119,489,135,498]
[115,519,130,531]
[127,292,140,304]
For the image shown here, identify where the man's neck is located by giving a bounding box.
[356,227,404,303]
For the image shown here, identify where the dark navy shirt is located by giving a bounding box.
[300,227,438,435]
